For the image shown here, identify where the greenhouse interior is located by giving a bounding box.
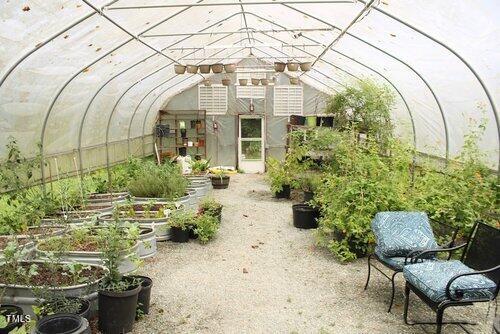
[0,1,499,333]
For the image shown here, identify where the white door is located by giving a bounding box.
[238,115,265,173]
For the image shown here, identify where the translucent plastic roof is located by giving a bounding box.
[0,0,498,170]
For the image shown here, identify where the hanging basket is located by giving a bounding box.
[300,62,312,71]
[224,64,236,73]
[239,78,248,86]
[186,65,199,74]
[211,63,224,73]
[222,78,231,86]
[274,62,286,72]
[203,79,211,86]
[199,65,211,74]
[289,77,299,85]
[251,78,260,86]
[174,64,186,74]
[260,78,269,86]
[287,62,300,71]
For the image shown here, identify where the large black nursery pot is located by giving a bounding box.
[35,314,90,334]
[178,147,187,157]
[98,279,141,334]
[129,275,153,317]
[292,204,319,229]
[303,191,314,202]
[211,176,230,189]
[0,305,24,334]
[275,184,291,199]
[188,224,198,239]
[170,226,190,243]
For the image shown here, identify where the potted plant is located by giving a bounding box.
[193,213,219,244]
[0,305,24,334]
[202,79,211,86]
[210,170,230,189]
[174,64,186,74]
[98,222,142,334]
[36,295,91,320]
[222,78,231,86]
[300,62,312,71]
[274,62,286,72]
[289,77,299,85]
[168,211,195,243]
[260,78,269,86]
[266,157,293,199]
[199,65,210,74]
[224,64,236,73]
[292,203,319,229]
[198,197,223,224]
[186,65,198,74]
[287,61,299,71]
[238,78,248,86]
[211,63,223,73]
[299,174,322,202]
[251,78,260,86]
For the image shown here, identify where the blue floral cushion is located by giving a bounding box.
[403,260,497,303]
[372,211,438,257]
[375,249,434,271]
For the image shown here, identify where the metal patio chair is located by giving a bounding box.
[403,221,499,334]
[364,211,458,312]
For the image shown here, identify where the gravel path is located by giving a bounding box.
[133,174,494,334]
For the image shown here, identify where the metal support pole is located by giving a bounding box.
[104,1,355,10]
[141,27,333,38]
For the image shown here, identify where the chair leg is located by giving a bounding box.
[388,271,399,313]
[436,306,444,334]
[364,254,372,290]
[403,283,410,325]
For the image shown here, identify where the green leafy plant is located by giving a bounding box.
[266,157,297,194]
[190,159,210,174]
[128,161,187,200]
[198,197,222,217]
[168,210,196,230]
[194,213,219,244]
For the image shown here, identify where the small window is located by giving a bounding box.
[274,86,303,116]
[198,85,228,115]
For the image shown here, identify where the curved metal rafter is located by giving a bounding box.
[280,4,450,160]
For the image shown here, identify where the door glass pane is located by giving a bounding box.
[241,118,262,138]
[241,141,262,160]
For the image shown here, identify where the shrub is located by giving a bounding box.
[128,161,187,200]
[194,213,219,243]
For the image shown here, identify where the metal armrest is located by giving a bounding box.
[445,265,500,301]
[409,243,467,264]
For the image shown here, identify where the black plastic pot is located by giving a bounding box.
[35,314,90,334]
[303,191,314,202]
[292,204,319,229]
[0,305,24,334]
[211,176,230,189]
[98,280,141,334]
[170,226,190,243]
[180,129,187,137]
[188,224,198,239]
[129,275,153,317]
[274,185,291,199]
[178,147,187,157]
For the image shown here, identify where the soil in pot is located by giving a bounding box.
[292,204,319,229]
[170,227,189,243]
[129,275,153,317]
[0,305,24,334]
[274,185,291,199]
[211,176,230,189]
[98,279,141,334]
[35,314,90,334]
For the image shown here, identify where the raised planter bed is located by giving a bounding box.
[132,192,191,210]
[0,260,105,316]
[87,192,128,205]
[211,175,230,189]
[100,210,170,242]
[42,210,101,225]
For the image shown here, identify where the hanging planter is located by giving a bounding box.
[287,61,299,71]
[174,64,186,75]
[300,62,312,71]
[274,62,286,72]
[211,63,224,73]
[203,79,211,86]
[221,78,231,86]
[224,63,236,73]
[199,65,210,74]
[239,78,248,86]
[289,77,300,85]
[260,78,269,86]
[251,78,260,86]
[186,65,198,74]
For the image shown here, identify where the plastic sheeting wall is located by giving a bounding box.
[163,58,330,166]
[0,0,498,178]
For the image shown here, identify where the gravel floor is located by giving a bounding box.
[133,174,495,334]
